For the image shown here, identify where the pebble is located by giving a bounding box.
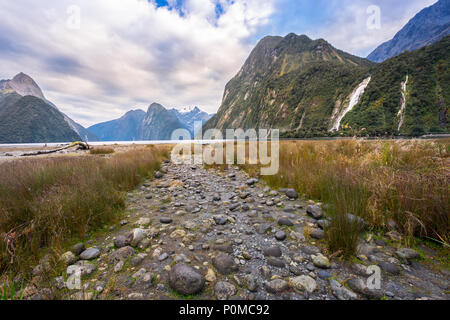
[80,248,100,260]
[169,264,205,295]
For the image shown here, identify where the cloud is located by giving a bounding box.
[278,0,438,57]
[0,0,275,126]
[0,0,438,127]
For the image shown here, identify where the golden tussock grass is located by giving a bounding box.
[0,145,170,276]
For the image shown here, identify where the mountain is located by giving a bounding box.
[367,0,450,62]
[204,33,374,134]
[0,72,45,99]
[169,106,214,135]
[88,109,146,141]
[0,73,98,143]
[204,33,449,137]
[89,105,212,141]
[139,103,189,140]
[345,35,449,136]
[0,94,81,143]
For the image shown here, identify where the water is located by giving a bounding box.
[397,75,409,132]
[0,139,230,149]
[330,76,371,132]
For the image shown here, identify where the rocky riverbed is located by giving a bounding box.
[25,160,449,300]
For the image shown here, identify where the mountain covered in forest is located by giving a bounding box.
[368,0,450,63]
[0,73,98,143]
[204,33,449,137]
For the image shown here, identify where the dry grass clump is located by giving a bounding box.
[0,146,169,275]
[257,139,449,254]
[89,147,115,155]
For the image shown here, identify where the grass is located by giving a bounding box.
[255,139,449,256]
[205,139,449,257]
[89,147,115,155]
[0,145,169,278]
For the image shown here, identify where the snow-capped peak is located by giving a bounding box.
[179,106,198,114]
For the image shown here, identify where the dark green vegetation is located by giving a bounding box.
[204,34,449,138]
[204,33,373,134]
[0,94,81,143]
[345,36,450,136]
[0,73,98,143]
[0,146,169,276]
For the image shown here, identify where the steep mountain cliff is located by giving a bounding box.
[204,33,449,137]
[367,0,450,62]
[203,33,374,134]
[139,103,188,140]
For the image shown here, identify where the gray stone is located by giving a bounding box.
[265,279,289,294]
[283,205,295,213]
[275,231,287,241]
[160,217,173,224]
[289,275,317,293]
[244,274,258,292]
[214,216,227,225]
[129,228,146,247]
[114,235,128,248]
[71,243,85,256]
[158,253,169,261]
[80,248,100,260]
[168,264,205,295]
[306,205,323,219]
[347,277,384,300]
[266,257,285,268]
[109,246,136,264]
[329,279,358,300]
[214,281,237,300]
[310,228,324,239]
[312,255,330,269]
[278,218,294,227]
[317,220,331,229]
[247,178,259,186]
[318,270,333,280]
[263,246,282,257]
[378,262,400,275]
[67,261,96,277]
[395,248,420,260]
[61,251,78,266]
[154,171,164,179]
[213,253,238,275]
[285,189,298,199]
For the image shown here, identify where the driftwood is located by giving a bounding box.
[21,141,90,157]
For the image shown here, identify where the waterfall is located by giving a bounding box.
[397,75,409,132]
[330,76,371,132]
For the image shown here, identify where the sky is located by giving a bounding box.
[0,0,438,127]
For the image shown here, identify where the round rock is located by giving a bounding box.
[79,248,100,260]
[212,253,238,275]
[214,281,237,300]
[168,264,205,295]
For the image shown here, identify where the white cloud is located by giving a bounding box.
[0,0,275,126]
[306,0,438,57]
